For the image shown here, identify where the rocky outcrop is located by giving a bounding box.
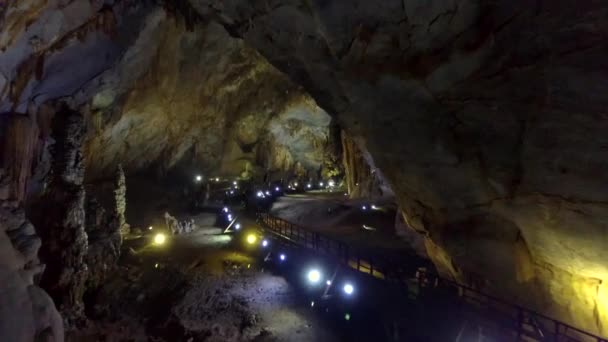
[188,0,608,334]
[34,106,88,323]
[0,114,63,341]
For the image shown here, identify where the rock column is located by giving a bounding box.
[37,107,88,324]
[114,164,129,237]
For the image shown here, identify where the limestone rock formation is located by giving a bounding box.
[187,0,608,334]
[34,106,88,323]
[84,196,121,290]
[2,0,608,337]
[0,114,63,341]
[114,165,128,236]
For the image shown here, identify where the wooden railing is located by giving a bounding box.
[258,213,607,342]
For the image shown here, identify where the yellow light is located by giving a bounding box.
[246,234,257,244]
[154,233,166,245]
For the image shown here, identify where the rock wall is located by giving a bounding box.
[341,130,392,199]
[0,114,63,341]
[188,0,608,335]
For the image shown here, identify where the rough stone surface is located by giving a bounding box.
[2,0,608,336]
[84,196,121,290]
[187,0,608,334]
[0,115,63,341]
[33,106,88,323]
[114,165,128,236]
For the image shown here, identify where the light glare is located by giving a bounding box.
[154,233,166,245]
[246,234,257,244]
[343,283,354,295]
[307,269,321,283]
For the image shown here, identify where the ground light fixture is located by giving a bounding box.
[246,234,257,244]
[153,233,166,245]
[307,269,322,284]
[343,283,355,295]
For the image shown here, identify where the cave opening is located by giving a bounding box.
[2,1,608,341]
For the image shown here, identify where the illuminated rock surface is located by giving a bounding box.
[1,0,608,337]
[188,0,608,334]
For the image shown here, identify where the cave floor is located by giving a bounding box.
[270,192,427,265]
[71,221,341,342]
[72,181,502,341]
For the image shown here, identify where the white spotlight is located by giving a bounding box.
[361,205,367,210]
[223,207,229,213]
[233,181,237,185]
[230,190,234,194]
[265,191,271,196]
[195,175,203,182]
[328,180,335,187]
[294,182,298,187]
[262,239,268,247]
[343,283,354,295]
[235,223,241,230]
[319,182,324,187]
[326,280,332,286]
[307,183,312,189]
[148,226,153,230]
[279,254,286,261]
[257,191,264,198]
[227,214,233,221]
[307,269,322,284]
